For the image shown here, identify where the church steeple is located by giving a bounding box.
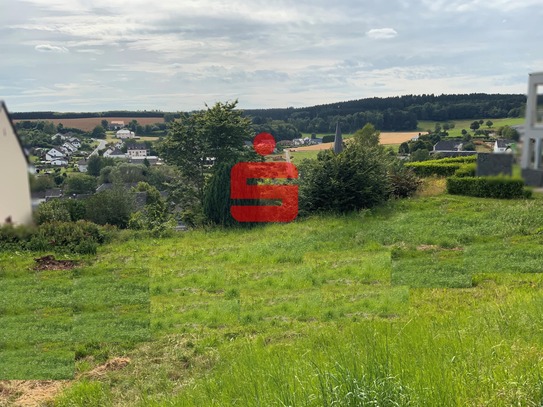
[333,121,343,153]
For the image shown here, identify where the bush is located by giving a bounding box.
[85,187,135,228]
[0,224,36,251]
[0,221,111,254]
[454,163,476,178]
[35,199,87,225]
[299,144,391,214]
[35,220,108,254]
[446,176,531,199]
[322,135,335,143]
[388,163,422,198]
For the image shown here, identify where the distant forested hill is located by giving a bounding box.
[243,94,526,134]
[11,93,526,138]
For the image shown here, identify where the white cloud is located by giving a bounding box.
[34,44,69,53]
[366,28,398,40]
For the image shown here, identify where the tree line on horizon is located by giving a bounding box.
[243,93,527,134]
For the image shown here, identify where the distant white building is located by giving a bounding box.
[130,156,159,165]
[50,159,68,166]
[127,144,149,157]
[494,139,515,154]
[68,137,81,148]
[116,129,135,139]
[62,142,78,153]
[103,147,126,159]
[46,148,66,161]
[77,159,88,172]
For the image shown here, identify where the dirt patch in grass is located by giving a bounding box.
[33,255,78,271]
[417,245,463,251]
[0,380,67,407]
[84,357,131,378]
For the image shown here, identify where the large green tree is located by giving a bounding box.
[159,100,254,203]
[64,174,97,195]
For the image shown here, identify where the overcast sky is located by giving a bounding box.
[1,0,542,112]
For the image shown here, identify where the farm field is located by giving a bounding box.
[14,117,164,132]
[2,190,543,406]
[289,132,418,162]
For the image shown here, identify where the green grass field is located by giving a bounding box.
[2,190,543,405]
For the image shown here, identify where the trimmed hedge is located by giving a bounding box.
[429,155,477,164]
[454,163,476,178]
[322,135,335,143]
[446,176,532,199]
[405,155,477,177]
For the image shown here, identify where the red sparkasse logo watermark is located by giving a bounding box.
[230,132,298,223]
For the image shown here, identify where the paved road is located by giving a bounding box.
[89,139,107,157]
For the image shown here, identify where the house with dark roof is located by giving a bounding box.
[0,101,32,224]
[494,139,515,153]
[431,140,475,157]
[433,140,463,152]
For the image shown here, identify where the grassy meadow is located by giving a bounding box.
[418,118,524,138]
[2,187,543,405]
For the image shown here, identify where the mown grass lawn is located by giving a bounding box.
[2,191,543,406]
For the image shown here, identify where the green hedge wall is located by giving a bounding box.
[454,163,476,178]
[405,155,477,177]
[446,176,531,199]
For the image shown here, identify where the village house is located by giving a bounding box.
[45,147,66,162]
[494,139,515,154]
[50,158,68,166]
[130,156,159,165]
[68,137,81,148]
[116,129,135,139]
[62,142,78,154]
[109,120,125,130]
[51,132,67,142]
[0,101,33,225]
[431,140,475,158]
[126,144,149,157]
[103,146,126,159]
[77,159,88,172]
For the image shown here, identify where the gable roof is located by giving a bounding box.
[1,101,29,164]
[434,140,462,151]
[496,139,515,148]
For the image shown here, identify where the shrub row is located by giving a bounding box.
[0,221,112,254]
[446,176,531,199]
